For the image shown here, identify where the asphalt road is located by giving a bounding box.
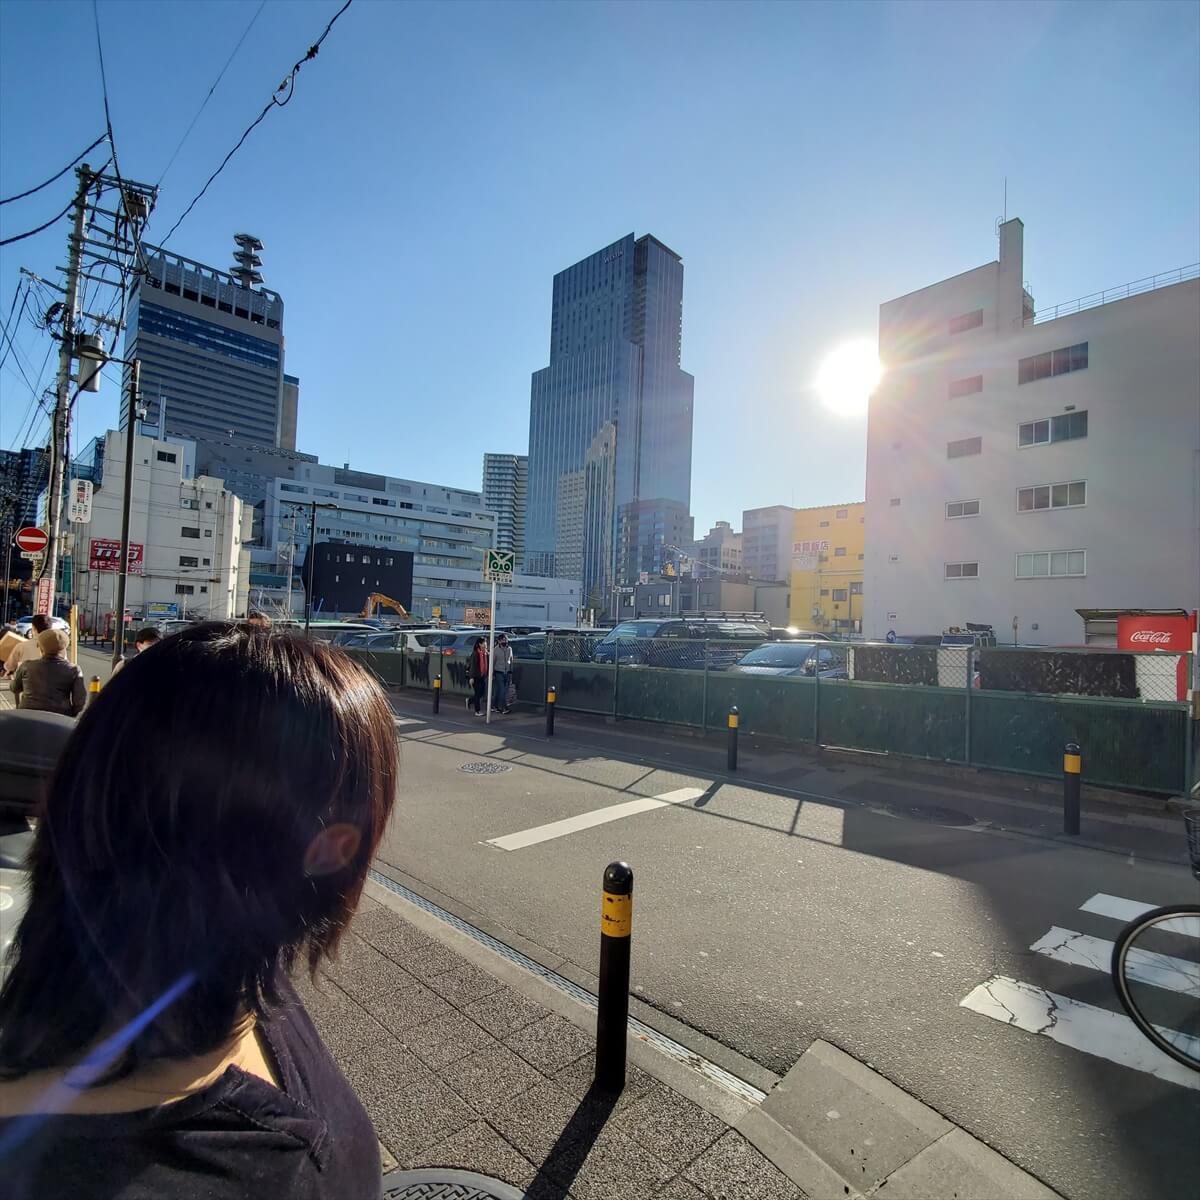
[375,700,1199,1200]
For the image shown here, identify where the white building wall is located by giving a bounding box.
[79,429,248,624]
[865,220,1200,646]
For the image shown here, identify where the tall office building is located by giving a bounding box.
[742,505,798,581]
[482,453,527,560]
[525,233,695,611]
[121,234,290,450]
[0,447,48,530]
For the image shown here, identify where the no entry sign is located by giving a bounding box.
[14,526,48,554]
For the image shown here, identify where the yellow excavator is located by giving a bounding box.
[359,593,412,620]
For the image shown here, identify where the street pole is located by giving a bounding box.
[112,361,141,667]
[284,510,296,619]
[486,577,497,724]
[305,501,317,637]
[1,523,12,626]
[44,165,92,612]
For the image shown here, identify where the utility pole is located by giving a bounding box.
[43,165,93,612]
[112,361,141,667]
[305,502,317,636]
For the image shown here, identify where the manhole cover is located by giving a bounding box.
[459,760,513,775]
[884,801,975,827]
[382,1169,525,1199]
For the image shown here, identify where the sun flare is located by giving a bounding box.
[815,340,883,417]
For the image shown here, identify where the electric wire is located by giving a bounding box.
[0,280,26,375]
[0,195,78,249]
[0,134,109,205]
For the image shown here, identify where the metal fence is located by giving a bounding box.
[343,637,1197,796]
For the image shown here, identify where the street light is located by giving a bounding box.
[282,499,339,636]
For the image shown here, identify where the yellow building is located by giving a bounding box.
[789,501,866,632]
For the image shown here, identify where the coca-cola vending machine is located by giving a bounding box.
[1116,612,1197,701]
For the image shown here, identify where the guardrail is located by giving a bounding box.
[1026,263,1199,325]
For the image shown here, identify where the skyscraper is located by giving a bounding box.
[482,453,528,561]
[121,235,290,449]
[525,233,694,611]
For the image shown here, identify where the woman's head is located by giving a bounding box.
[36,628,68,658]
[0,623,398,1081]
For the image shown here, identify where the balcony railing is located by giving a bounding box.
[1026,262,1199,325]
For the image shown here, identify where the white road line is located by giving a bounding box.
[960,975,1200,1091]
[1080,894,1200,939]
[1030,926,1199,996]
[486,786,707,851]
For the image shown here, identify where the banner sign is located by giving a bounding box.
[90,538,144,575]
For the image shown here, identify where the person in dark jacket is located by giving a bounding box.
[466,636,488,715]
[10,629,85,717]
[0,624,399,1200]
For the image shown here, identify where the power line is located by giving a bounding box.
[0,280,26,375]
[158,0,354,249]
[156,0,269,188]
[0,134,109,206]
[0,194,77,248]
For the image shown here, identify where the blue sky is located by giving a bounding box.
[2,0,1197,534]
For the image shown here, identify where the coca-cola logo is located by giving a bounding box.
[1129,630,1174,645]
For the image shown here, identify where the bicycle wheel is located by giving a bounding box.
[1111,905,1200,1073]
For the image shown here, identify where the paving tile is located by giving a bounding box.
[489,1078,596,1164]
[553,1052,660,1112]
[505,1013,594,1074]
[463,984,551,1038]
[427,960,505,1007]
[321,931,411,1003]
[358,913,462,980]
[522,1173,575,1200]
[342,1041,475,1162]
[404,1008,494,1070]
[683,1130,805,1200]
[612,1086,728,1171]
[442,1042,548,1115]
[653,1181,708,1200]
[292,972,385,1064]
[406,1119,539,1187]
[542,1125,676,1200]
[361,977,455,1036]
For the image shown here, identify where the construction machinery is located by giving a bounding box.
[359,593,412,621]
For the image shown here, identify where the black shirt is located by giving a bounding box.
[2,978,382,1200]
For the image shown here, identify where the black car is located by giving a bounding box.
[590,619,768,669]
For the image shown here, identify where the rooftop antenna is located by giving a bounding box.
[1003,176,1007,223]
[231,233,264,289]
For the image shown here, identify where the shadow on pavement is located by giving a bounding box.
[523,1086,617,1200]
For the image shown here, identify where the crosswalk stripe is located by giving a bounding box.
[960,976,1200,1091]
[485,786,707,851]
[1079,894,1200,939]
[1030,926,1199,996]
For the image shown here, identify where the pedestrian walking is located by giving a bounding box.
[492,633,514,714]
[109,626,162,677]
[10,629,86,717]
[466,635,488,715]
[0,624,399,1199]
[3,615,50,677]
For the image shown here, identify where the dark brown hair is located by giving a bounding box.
[0,623,398,1082]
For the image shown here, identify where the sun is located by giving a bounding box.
[815,339,883,417]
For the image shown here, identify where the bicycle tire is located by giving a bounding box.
[1110,904,1200,1073]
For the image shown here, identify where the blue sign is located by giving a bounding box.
[148,602,179,618]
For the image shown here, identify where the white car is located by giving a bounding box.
[12,615,69,637]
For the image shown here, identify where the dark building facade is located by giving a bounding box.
[525,233,694,613]
[304,541,413,616]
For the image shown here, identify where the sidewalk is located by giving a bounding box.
[310,875,1060,1200]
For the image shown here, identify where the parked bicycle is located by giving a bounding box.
[1109,809,1200,1073]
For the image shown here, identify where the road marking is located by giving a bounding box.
[1080,893,1200,939]
[960,975,1200,1091]
[486,786,707,851]
[1030,926,1199,996]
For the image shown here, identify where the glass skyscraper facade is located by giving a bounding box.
[121,243,287,450]
[525,233,694,612]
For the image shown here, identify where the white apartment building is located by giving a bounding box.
[742,505,796,582]
[259,467,580,624]
[482,453,527,561]
[76,429,251,627]
[693,520,743,578]
[864,219,1199,645]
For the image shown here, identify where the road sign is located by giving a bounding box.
[431,605,442,618]
[464,606,491,626]
[68,479,93,523]
[148,601,179,618]
[482,549,514,585]
[14,526,48,554]
[34,576,52,616]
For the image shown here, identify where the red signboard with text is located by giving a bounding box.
[1117,612,1197,701]
[89,538,144,575]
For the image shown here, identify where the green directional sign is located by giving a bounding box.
[482,549,514,585]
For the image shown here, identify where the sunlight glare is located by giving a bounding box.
[815,339,883,417]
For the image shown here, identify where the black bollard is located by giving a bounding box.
[87,676,102,706]
[1063,742,1081,835]
[546,685,557,737]
[727,705,739,771]
[432,674,441,714]
[595,860,633,1092]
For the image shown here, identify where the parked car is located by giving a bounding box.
[591,618,768,669]
[13,615,69,637]
[333,627,451,652]
[769,627,831,641]
[729,641,848,678]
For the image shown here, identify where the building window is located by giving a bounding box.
[175,584,195,595]
[1016,549,1086,578]
[945,561,979,580]
[850,582,863,595]
[1018,342,1088,385]
[1018,410,1088,447]
[657,595,671,607]
[948,375,983,399]
[200,586,207,594]
[949,309,983,335]
[832,588,848,602]
[181,497,199,510]
[836,509,848,519]
[204,529,212,537]
[280,484,308,494]
[157,450,176,463]
[1018,480,1086,512]
[205,502,212,510]
[889,498,901,507]
[819,520,830,528]
[179,555,198,567]
[834,547,846,557]
[181,526,200,539]
[946,499,980,519]
[947,436,982,458]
